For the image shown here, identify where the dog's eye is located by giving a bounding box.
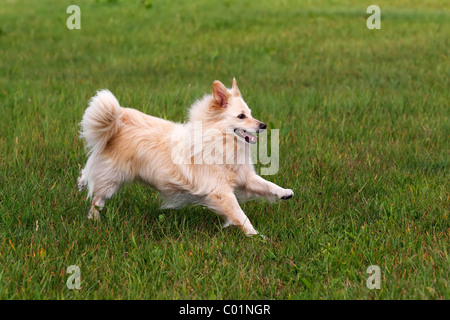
[237,114,246,119]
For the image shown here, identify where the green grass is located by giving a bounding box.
[0,0,449,299]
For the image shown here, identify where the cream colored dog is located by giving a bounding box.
[78,79,293,236]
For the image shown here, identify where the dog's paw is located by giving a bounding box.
[257,233,269,241]
[244,225,259,237]
[77,178,86,192]
[279,189,294,200]
[77,173,87,192]
[87,208,101,221]
[246,229,269,241]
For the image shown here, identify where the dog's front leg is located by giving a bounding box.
[243,174,294,201]
[205,192,258,236]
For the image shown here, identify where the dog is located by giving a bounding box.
[77,79,293,236]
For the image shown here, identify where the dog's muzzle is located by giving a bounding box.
[234,129,258,144]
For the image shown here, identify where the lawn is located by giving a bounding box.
[0,0,448,299]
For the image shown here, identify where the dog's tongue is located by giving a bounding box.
[244,132,258,144]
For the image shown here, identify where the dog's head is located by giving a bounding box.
[191,78,266,144]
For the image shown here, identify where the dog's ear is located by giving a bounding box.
[231,77,241,97]
[212,80,230,108]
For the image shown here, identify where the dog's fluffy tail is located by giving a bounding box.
[80,90,121,155]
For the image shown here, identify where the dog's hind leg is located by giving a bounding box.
[87,166,126,220]
[88,196,105,220]
[88,182,123,220]
[205,191,258,236]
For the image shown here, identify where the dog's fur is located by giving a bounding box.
[78,79,293,236]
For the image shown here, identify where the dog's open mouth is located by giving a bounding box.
[234,129,258,144]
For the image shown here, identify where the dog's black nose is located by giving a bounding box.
[259,122,267,130]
